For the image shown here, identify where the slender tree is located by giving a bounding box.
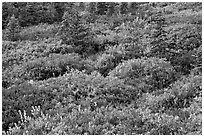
[53,2,67,22]
[85,2,98,23]
[120,2,129,14]
[5,14,20,41]
[87,2,97,14]
[96,2,109,15]
[106,2,115,16]
[129,2,140,15]
[78,2,86,11]
[58,5,93,54]
[147,11,169,59]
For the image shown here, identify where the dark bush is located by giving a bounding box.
[95,53,120,76]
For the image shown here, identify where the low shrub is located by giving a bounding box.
[2,69,138,132]
[139,74,202,112]
[5,105,199,135]
[171,50,201,74]
[166,23,201,74]
[165,10,202,25]
[95,53,118,76]
[35,69,138,105]
[167,23,201,52]
[3,40,51,69]
[2,41,18,53]
[18,23,60,41]
[2,83,56,131]
[109,57,177,92]
[10,53,93,81]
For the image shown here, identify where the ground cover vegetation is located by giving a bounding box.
[2,2,202,135]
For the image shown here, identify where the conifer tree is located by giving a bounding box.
[120,2,129,14]
[129,2,139,15]
[53,2,67,22]
[5,14,20,41]
[147,11,169,59]
[106,2,115,17]
[107,2,120,16]
[87,2,97,14]
[114,3,121,16]
[2,3,18,29]
[58,5,93,54]
[85,2,97,23]
[78,2,86,11]
[25,3,38,25]
[96,2,108,15]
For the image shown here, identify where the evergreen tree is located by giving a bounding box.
[96,2,108,15]
[106,2,116,16]
[147,11,169,59]
[53,2,67,22]
[129,2,140,15]
[25,3,38,25]
[85,2,97,23]
[35,3,58,24]
[106,2,120,16]
[2,3,17,29]
[18,3,40,26]
[5,14,20,41]
[114,3,121,16]
[58,5,93,55]
[87,2,97,14]
[78,2,86,11]
[120,2,129,14]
